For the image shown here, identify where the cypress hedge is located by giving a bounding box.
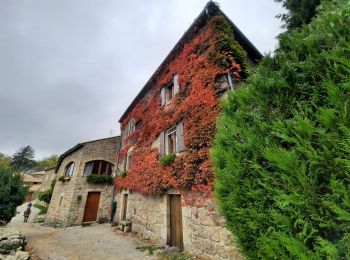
[212,0,350,258]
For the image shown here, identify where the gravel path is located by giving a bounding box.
[10,200,40,224]
[9,204,156,260]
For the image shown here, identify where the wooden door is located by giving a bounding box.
[25,192,33,202]
[83,192,100,222]
[169,194,183,250]
[122,194,128,220]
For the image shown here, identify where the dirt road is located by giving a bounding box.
[9,203,156,260]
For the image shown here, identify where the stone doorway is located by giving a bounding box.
[83,192,100,222]
[168,194,183,250]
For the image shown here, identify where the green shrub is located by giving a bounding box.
[160,153,176,166]
[38,188,53,204]
[119,170,127,178]
[38,179,56,204]
[58,176,65,181]
[158,252,192,260]
[0,165,27,223]
[86,175,113,185]
[212,0,350,259]
[33,204,48,215]
[136,245,162,255]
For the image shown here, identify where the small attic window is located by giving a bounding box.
[165,83,174,104]
[161,74,180,106]
[126,119,136,136]
[65,162,75,177]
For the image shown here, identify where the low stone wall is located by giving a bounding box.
[0,227,29,260]
[182,197,242,259]
[114,191,243,259]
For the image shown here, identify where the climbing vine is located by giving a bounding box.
[116,16,249,197]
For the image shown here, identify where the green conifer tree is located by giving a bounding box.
[212,0,350,258]
[275,0,321,29]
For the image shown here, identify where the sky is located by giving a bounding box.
[0,0,285,159]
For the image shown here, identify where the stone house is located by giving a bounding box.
[45,136,120,227]
[113,2,262,259]
[23,171,45,202]
[39,167,56,192]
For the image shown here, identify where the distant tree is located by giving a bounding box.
[0,152,11,169]
[34,155,58,171]
[0,164,27,223]
[11,145,35,172]
[275,0,321,29]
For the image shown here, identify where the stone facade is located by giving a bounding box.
[113,191,243,259]
[45,136,120,227]
[39,168,55,192]
[113,3,261,259]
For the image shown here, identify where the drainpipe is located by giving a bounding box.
[110,136,121,223]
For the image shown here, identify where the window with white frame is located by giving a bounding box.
[126,153,132,170]
[64,162,75,177]
[161,74,180,106]
[166,126,177,154]
[159,120,185,157]
[126,119,135,136]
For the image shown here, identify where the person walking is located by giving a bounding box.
[23,208,31,223]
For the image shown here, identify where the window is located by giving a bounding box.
[83,160,114,176]
[166,126,177,154]
[165,83,174,104]
[159,120,185,156]
[161,74,180,106]
[123,153,132,171]
[126,119,135,136]
[65,162,75,177]
[135,120,142,130]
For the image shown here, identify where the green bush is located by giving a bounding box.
[119,170,127,178]
[58,176,65,181]
[0,165,27,223]
[160,153,176,166]
[33,204,48,215]
[86,175,114,185]
[38,179,56,204]
[212,0,350,259]
[38,188,53,204]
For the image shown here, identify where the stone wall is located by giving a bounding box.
[113,190,242,259]
[39,168,56,192]
[45,137,120,227]
[0,227,29,260]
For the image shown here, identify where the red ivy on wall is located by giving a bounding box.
[116,16,248,197]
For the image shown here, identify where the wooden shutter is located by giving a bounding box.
[161,88,166,106]
[173,74,180,95]
[159,131,165,157]
[176,120,185,152]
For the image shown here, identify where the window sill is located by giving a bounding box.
[59,176,71,182]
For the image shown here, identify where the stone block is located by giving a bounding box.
[210,231,220,242]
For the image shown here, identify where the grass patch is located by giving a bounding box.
[136,245,162,255]
[33,204,48,215]
[158,252,193,260]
